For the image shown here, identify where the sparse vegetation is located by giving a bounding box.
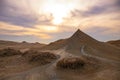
[0,48,22,57]
[22,49,39,57]
[0,29,119,80]
[23,50,58,65]
[22,41,27,43]
[57,57,85,69]
[30,52,57,65]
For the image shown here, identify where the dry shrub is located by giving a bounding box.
[0,48,21,57]
[23,50,58,65]
[22,49,39,58]
[57,57,85,69]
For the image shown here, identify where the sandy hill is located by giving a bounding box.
[42,29,120,61]
[107,40,120,48]
[0,40,45,51]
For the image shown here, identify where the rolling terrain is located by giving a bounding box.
[43,29,120,61]
[0,29,120,80]
[107,40,120,48]
[0,40,45,52]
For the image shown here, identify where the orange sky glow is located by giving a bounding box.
[0,0,120,43]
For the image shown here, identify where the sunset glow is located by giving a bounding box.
[35,25,59,33]
[41,1,75,25]
[0,1,120,80]
[0,0,119,43]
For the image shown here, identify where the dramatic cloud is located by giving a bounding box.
[0,0,120,43]
[71,0,120,18]
[0,22,55,39]
[0,0,53,27]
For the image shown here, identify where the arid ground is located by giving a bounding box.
[0,29,120,80]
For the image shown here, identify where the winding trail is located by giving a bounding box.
[45,49,65,80]
[45,47,74,80]
[1,46,119,80]
[81,46,120,64]
[0,48,70,80]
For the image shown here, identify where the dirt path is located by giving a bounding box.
[45,48,73,80]
[0,48,70,80]
[45,50,63,80]
[81,46,120,64]
[1,46,119,80]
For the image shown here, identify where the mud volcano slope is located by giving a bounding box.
[41,29,97,50]
[42,29,120,61]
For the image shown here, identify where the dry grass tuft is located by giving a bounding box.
[57,57,85,69]
[23,50,58,65]
[0,48,21,57]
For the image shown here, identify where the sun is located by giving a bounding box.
[43,4,67,25]
[41,1,74,25]
[53,14,63,24]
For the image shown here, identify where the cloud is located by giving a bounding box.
[84,26,120,41]
[0,0,119,43]
[85,26,120,35]
[0,22,54,39]
[0,2,36,27]
[115,0,120,8]
[0,22,24,31]
[0,0,53,27]
[70,0,120,18]
[71,6,106,18]
[0,21,79,42]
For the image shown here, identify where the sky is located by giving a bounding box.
[0,0,120,43]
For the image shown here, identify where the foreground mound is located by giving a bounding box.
[56,56,100,70]
[23,50,58,65]
[57,57,85,69]
[0,48,21,57]
[30,52,58,64]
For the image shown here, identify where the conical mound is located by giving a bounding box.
[70,29,97,42]
[42,29,120,61]
[42,29,98,50]
[68,29,99,47]
[65,29,99,55]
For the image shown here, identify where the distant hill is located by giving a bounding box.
[0,40,46,51]
[106,40,120,48]
[42,29,120,61]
